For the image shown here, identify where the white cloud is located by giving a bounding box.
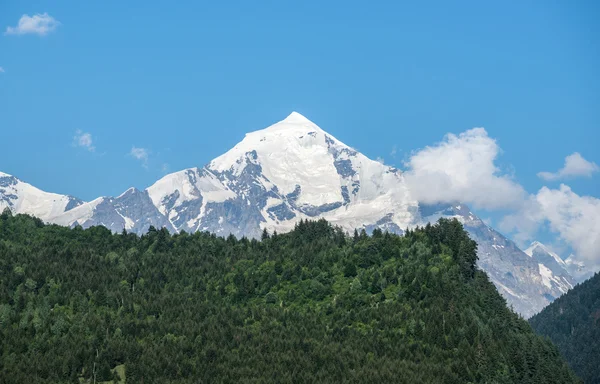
[390,145,397,158]
[538,152,599,181]
[403,128,526,210]
[73,130,95,152]
[0,67,5,73]
[501,184,600,270]
[5,13,60,36]
[375,156,385,164]
[130,147,149,168]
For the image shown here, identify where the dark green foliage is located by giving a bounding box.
[261,227,270,241]
[530,272,600,383]
[0,214,579,383]
[343,261,357,277]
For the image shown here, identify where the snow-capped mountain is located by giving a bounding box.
[525,241,567,268]
[0,112,577,317]
[524,241,593,285]
[129,112,416,239]
[524,241,592,285]
[523,241,574,297]
[50,187,175,234]
[0,171,83,221]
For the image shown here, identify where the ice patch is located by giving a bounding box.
[116,211,134,230]
[538,263,553,289]
[494,281,522,299]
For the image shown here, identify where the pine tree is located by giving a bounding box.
[261,228,270,241]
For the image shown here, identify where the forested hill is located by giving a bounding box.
[0,210,579,383]
[530,272,600,383]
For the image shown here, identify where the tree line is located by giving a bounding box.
[0,209,580,383]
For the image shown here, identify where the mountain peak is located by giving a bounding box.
[530,240,544,249]
[209,111,347,178]
[282,111,312,124]
[0,171,14,178]
[525,241,567,267]
[525,241,551,254]
[261,111,323,135]
[117,187,139,198]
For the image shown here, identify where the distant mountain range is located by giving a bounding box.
[0,112,589,317]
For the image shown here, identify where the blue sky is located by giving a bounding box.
[0,1,598,259]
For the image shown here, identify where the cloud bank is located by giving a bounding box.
[404,128,525,210]
[501,185,600,269]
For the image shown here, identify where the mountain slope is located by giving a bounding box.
[0,212,581,383]
[421,205,574,317]
[0,112,578,318]
[52,187,175,234]
[0,171,82,221]
[530,272,600,383]
[524,242,574,293]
